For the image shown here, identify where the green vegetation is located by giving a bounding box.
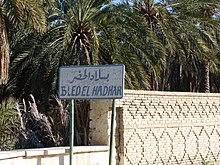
[202,161,215,165]
[0,98,19,150]
[0,0,220,149]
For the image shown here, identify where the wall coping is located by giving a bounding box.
[0,146,109,160]
[124,89,220,97]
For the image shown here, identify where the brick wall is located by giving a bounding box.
[115,90,220,165]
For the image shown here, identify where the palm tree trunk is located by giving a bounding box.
[200,61,210,93]
[159,55,171,91]
[203,61,210,93]
[179,63,183,91]
[0,15,9,85]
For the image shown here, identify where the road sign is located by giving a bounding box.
[59,64,124,165]
[59,65,124,99]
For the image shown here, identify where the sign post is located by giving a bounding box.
[59,65,124,165]
[70,99,74,165]
[109,99,116,165]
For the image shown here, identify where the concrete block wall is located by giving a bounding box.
[90,100,112,145]
[116,90,220,165]
[90,99,117,165]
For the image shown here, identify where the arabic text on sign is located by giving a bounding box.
[69,69,109,83]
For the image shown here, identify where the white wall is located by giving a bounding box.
[0,146,109,165]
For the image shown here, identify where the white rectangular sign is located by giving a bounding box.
[59,65,124,99]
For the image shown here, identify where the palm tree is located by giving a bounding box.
[167,0,220,92]
[127,0,182,90]
[98,1,168,89]
[0,0,47,85]
[131,0,220,92]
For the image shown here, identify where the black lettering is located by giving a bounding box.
[67,86,71,96]
[117,86,122,96]
[75,86,81,96]
[92,86,98,96]
[61,86,67,96]
[86,86,90,96]
[81,86,87,96]
[112,86,116,95]
[108,86,113,96]
[71,86,76,96]
[97,86,103,96]
[103,86,108,96]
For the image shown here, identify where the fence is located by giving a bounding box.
[0,146,108,165]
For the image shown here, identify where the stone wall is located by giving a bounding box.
[90,100,112,145]
[116,90,220,165]
[90,99,117,165]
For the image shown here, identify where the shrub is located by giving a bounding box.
[0,98,19,150]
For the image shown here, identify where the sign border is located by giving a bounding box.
[58,64,125,100]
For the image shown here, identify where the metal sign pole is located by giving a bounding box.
[70,99,74,165]
[109,99,116,165]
